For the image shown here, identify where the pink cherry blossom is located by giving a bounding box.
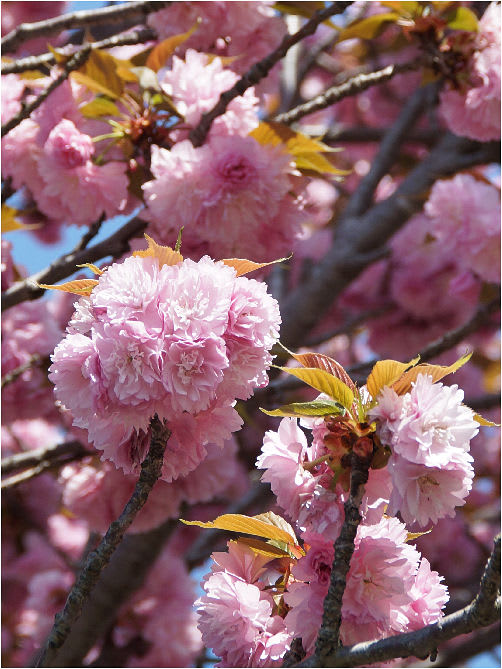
[424,174,501,283]
[407,558,448,630]
[439,2,501,141]
[159,49,258,138]
[142,136,305,262]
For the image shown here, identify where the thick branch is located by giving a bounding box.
[1,354,50,388]
[280,134,500,349]
[1,46,92,138]
[188,2,352,147]
[274,60,425,126]
[1,1,170,54]
[1,27,156,75]
[1,216,147,312]
[34,416,171,668]
[298,535,500,667]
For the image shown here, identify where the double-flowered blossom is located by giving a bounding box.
[369,374,478,527]
[439,2,501,141]
[49,242,281,482]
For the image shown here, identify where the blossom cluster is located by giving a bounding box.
[49,245,281,481]
[195,368,483,665]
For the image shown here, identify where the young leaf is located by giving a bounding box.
[76,263,104,276]
[446,6,478,32]
[392,352,472,395]
[234,537,291,559]
[473,413,500,427]
[145,22,200,71]
[289,350,356,390]
[1,204,40,232]
[71,49,127,99]
[133,234,183,267]
[276,366,354,410]
[336,12,400,42]
[261,399,345,418]
[221,256,290,277]
[37,279,99,296]
[366,356,420,399]
[180,513,296,545]
[80,97,120,119]
[406,528,432,542]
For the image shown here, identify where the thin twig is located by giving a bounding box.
[71,215,106,254]
[1,46,92,138]
[1,215,147,312]
[188,2,352,147]
[305,305,393,347]
[1,26,156,75]
[274,59,426,125]
[314,448,373,664]
[1,354,50,389]
[1,1,170,54]
[34,415,171,668]
[1,440,90,475]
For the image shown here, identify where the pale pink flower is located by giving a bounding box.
[1,74,25,122]
[407,558,448,630]
[143,135,304,261]
[159,49,258,138]
[196,570,291,667]
[211,540,273,584]
[439,2,501,141]
[370,375,479,467]
[387,451,475,527]
[424,175,501,283]
[2,2,67,55]
[296,484,345,543]
[47,514,89,561]
[284,580,325,655]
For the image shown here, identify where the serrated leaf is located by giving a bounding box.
[392,352,472,396]
[406,528,432,541]
[221,256,290,276]
[1,204,40,232]
[76,263,104,276]
[366,356,420,399]
[261,399,345,418]
[276,366,354,410]
[146,22,199,71]
[180,513,296,545]
[37,279,99,296]
[133,234,183,267]
[80,97,120,118]
[473,413,499,427]
[289,350,356,390]
[253,511,298,544]
[337,12,400,42]
[295,152,349,175]
[446,6,478,32]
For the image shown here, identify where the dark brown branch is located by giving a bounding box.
[1,440,90,475]
[1,216,147,312]
[188,2,352,147]
[1,354,50,389]
[1,46,92,138]
[1,26,157,75]
[314,449,373,664]
[279,134,500,350]
[319,125,441,145]
[298,535,501,667]
[1,1,170,54]
[274,60,426,125]
[433,622,500,667]
[34,415,170,668]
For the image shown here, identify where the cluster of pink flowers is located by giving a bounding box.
[439,2,501,141]
[49,249,281,481]
[142,49,306,260]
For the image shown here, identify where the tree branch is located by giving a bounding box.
[274,59,426,126]
[297,535,500,667]
[1,440,91,475]
[1,215,147,312]
[1,0,170,54]
[1,26,157,75]
[279,134,500,349]
[34,415,171,668]
[188,2,352,147]
[1,46,92,138]
[1,354,51,388]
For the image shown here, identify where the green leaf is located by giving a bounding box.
[275,366,354,410]
[446,6,478,32]
[261,399,345,418]
[337,12,400,42]
[288,350,356,390]
[80,97,120,119]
